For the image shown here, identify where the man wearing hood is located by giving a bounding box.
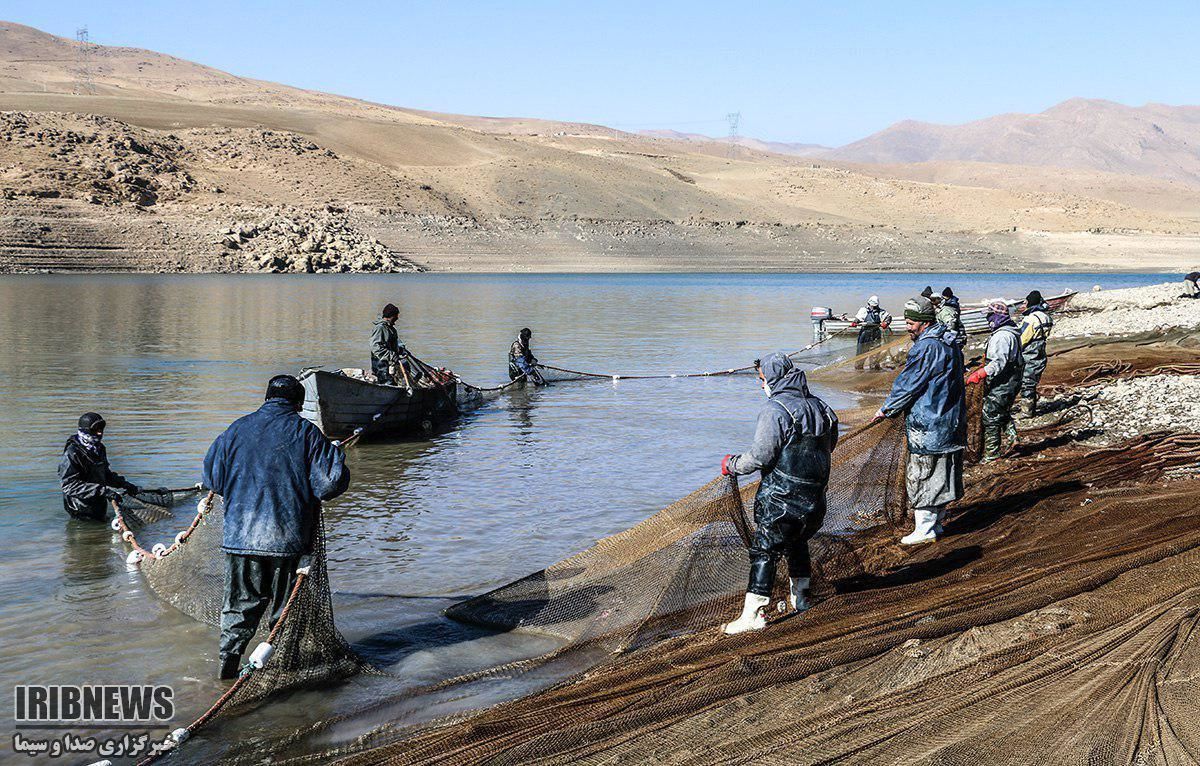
[850,296,892,370]
[371,303,411,387]
[876,296,966,545]
[508,328,546,385]
[720,352,839,634]
[967,302,1025,462]
[203,375,351,679]
[58,412,150,521]
[1183,272,1200,299]
[1018,290,1054,417]
[937,287,966,348]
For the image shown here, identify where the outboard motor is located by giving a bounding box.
[811,306,833,341]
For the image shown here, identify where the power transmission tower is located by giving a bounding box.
[74,26,95,96]
[725,112,741,157]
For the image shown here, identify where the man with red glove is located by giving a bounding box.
[720,352,839,635]
[970,301,1025,462]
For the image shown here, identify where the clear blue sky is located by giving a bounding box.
[5,0,1198,146]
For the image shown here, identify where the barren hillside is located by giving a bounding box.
[1,21,1198,273]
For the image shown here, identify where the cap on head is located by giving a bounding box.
[78,412,106,434]
[867,295,880,308]
[986,300,1011,318]
[921,285,934,299]
[942,286,955,299]
[903,296,936,323]
[1025,290,1044,306]
[266,374,305,408]
[520,327,532,339]
[381,303,399,319]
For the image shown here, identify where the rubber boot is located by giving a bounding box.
[723,593,771,635]
[788,577,811,612]
[1004,419,1018,450]
[219,653,242,681]
[982,424,1002,463]
[933,507,946,536]
[1020,396,1036,419]
[901,509,939,545]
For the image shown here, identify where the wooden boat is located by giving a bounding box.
[814,290,1076,341]
[298,368,459,439]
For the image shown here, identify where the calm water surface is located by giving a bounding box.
[0,272,1170,760]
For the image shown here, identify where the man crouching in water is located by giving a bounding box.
[720,352,839,634]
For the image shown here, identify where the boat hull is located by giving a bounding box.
[299,369,458,439]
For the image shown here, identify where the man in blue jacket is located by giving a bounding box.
[875,296,966,545]
[721,353,839,634]
[203,375,350,679]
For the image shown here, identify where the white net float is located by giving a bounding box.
[125,550,143,565]
[152,543,168,557]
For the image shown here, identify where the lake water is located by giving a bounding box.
[0,272,1172,761]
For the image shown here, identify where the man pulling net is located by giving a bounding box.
[720,352,839,635]
[508,327,546,385]
[202,375,351,680]
[58,412,160,521]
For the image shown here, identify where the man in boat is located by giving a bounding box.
[371,303,412,387]
[1182,272,1200,299]
[508,327,546,385]
[1018,290,1054,418]
[875,296,966,545]
[203,375,350,680]
[936,287,966,348]
[720,352,839,634]
[58,412,151,521]
[850,296,892,370]
[966,301,1025,462]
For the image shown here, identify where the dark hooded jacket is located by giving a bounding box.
[881,323,967,454]
[58,435,136,520]
[203,398,350,557]
[727,353,839,519]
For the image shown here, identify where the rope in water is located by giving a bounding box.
[535,331,848,382]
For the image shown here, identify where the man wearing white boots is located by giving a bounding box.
[875,296,967,545]
[720,352,839,635]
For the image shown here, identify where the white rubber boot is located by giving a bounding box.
[900,509,939,545]
[723,593,771,635]
[788,577,812,612]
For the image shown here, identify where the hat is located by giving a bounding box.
[381,303,399,319]
[986,300,1010,318]
[78,412,106,433]
[1025,290,1044,306]
[867,295,880,308]
[903,296,936,323]
[920,286,934,298]
[942,286,955,298]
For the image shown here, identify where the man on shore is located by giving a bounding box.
[937,287,966,348]
[203,375,350,679]
[1183,272,1200,299]
[850,296,892,370]
[876,296,966,545]
[371,303,411,387]
[967,301,1025,462]
[721,352,839,634]
[58,412,149,521]
[508,327,546,385]
[1018,290,1054,417]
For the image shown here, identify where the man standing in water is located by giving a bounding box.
[58,412,149,521]
[371,302,410,387]
[203,375,350,679]
[1018,290,1054,418]
[967,302,1025,462]
[875,296,966,545]
[850,296,892,370]
[508,327,546,385]
[720,352,839,634]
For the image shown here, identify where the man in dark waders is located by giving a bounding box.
[508,327,546,385]
[721,352,839,634]
[58,412,152,521]
[371,302,411,387]
[967,301,1025,462]
[202,375,350,679]
[876,296,966,545]
[851,296,892,370]
[1018,290,1054,417]
[1183,272,1200,299]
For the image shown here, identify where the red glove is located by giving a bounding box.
[966,368,987,385]
[721,455,733,476]
[849,320,859,327]
[881,322,890,330]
